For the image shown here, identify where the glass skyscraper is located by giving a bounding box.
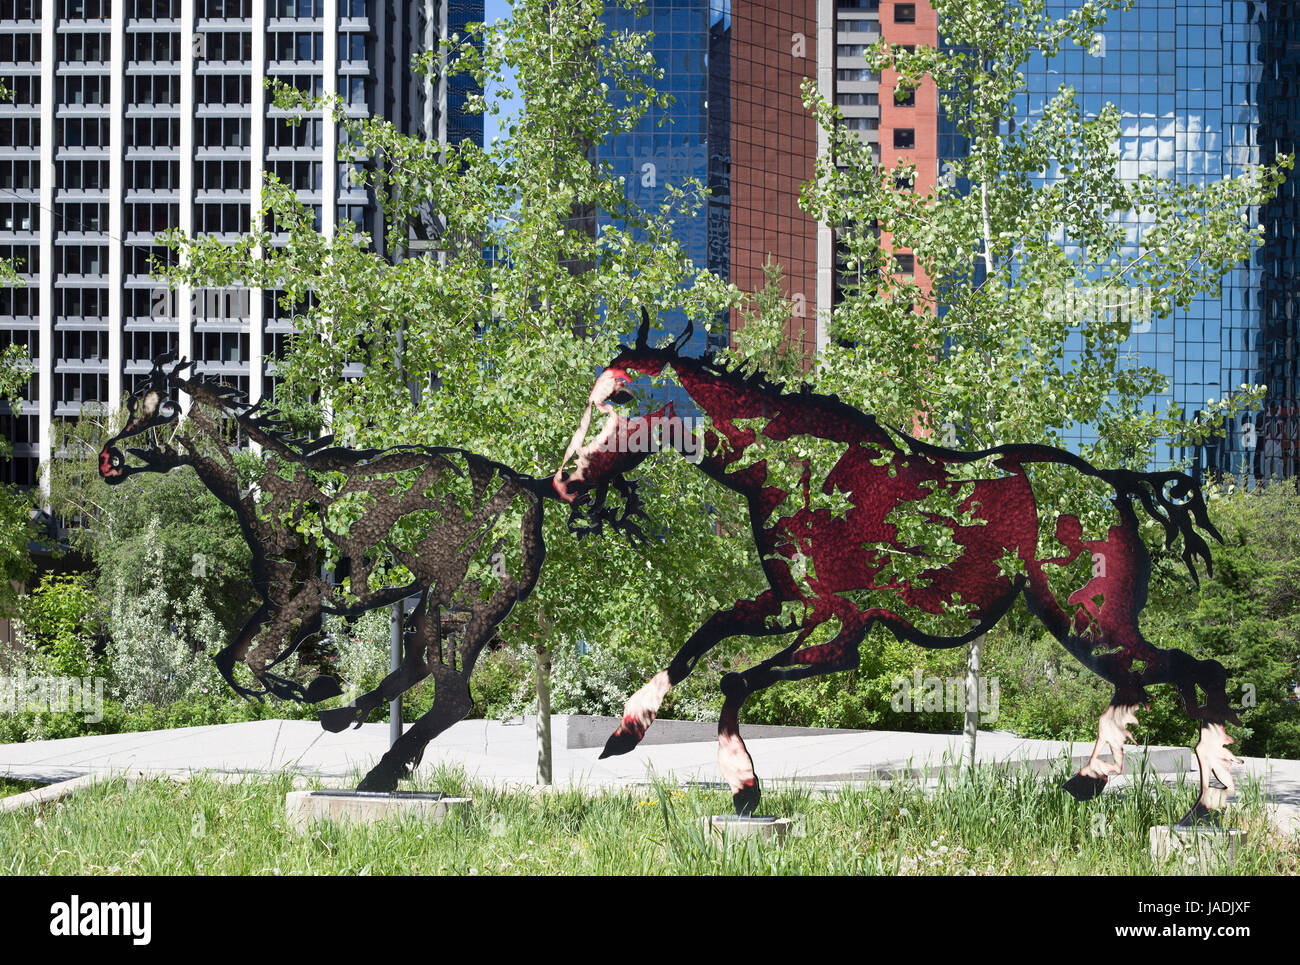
[600,0,734,372]
[1015,1,1297,478]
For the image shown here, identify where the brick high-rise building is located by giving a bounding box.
[599,0,832,376]
[596,0,939,375]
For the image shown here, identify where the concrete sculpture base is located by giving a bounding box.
[702,814,793,845]
[286,789,470,832]
[1149,825,1247,871]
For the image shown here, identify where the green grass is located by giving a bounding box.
[0,762,1295,875]
[0,777,44,799]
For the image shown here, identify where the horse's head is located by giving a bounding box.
[99,353,195,484]
[552,309,696,540]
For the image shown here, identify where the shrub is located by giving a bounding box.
[9,573,101,679]
[104,519,227,708]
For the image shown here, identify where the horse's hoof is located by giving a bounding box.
[318,706,359,734]
[1062,771,1108,801]
[357,768,400,793]
[732,779,761,816]
[305,675,343,703]
[598,727,642,760]
[1176,801,1223,828]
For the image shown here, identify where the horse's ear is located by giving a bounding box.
[672,319,694,355]
[635,307,651,350]
[150,352,176,391]
[170,356,196,380]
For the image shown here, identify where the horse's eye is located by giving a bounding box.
[158,400,177,418]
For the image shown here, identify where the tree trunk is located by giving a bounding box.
[535,643,552,785]
[963,634,983,770]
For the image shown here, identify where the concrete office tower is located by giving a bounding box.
[0,0,482,497]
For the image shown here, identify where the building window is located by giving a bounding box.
[895,252,914,275]
[894,3,916,23]
[893,128,915,149]
[894,86,915,107]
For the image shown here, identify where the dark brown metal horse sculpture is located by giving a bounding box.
[100,354,551,791]
[553,312,1242,823]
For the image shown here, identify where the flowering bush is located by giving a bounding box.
[105,519,227,707]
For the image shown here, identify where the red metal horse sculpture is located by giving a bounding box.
[554,312,1242,822]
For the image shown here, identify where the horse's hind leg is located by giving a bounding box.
[601,594,788,760]
[1026,573,1241,809]
[715,622,864,815]
[1135,646,1243,823]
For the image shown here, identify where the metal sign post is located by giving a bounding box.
[389,599,403,748]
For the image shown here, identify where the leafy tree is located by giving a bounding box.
[105,518,229,708]
[725,257,805,384]
[11,573,100,679]
[0,293,36,619]
[798,0,1292,759]
[1150,481,1300,757]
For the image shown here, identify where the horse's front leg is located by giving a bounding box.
[1067,702,1142,800]
[243,583,336,702]
[715,620,862,814]
[214,603,273,701]
[599,593,789,759]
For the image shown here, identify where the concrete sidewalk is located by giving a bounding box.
[1,716,1297,833]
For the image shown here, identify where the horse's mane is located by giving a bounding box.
[621,306,825,403]
[691,349,818,400]
[177,366,341,459]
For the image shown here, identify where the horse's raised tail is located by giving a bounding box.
[1099,467,1223,585]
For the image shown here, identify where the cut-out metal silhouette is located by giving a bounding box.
[100,354,551,791]
[554,311,1241,823]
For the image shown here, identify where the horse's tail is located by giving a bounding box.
[1097,468,1223,585]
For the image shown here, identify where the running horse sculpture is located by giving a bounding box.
[554,311,1243,823]
[100,354,550,791]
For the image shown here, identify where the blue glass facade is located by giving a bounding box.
[1019,0,1297,479]
[447,0,486,148]
[599,0,732,411]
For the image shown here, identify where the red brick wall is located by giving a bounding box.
[879,0,939,305]
[729,0,820,360]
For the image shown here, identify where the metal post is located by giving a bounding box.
[390,599,403,748]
